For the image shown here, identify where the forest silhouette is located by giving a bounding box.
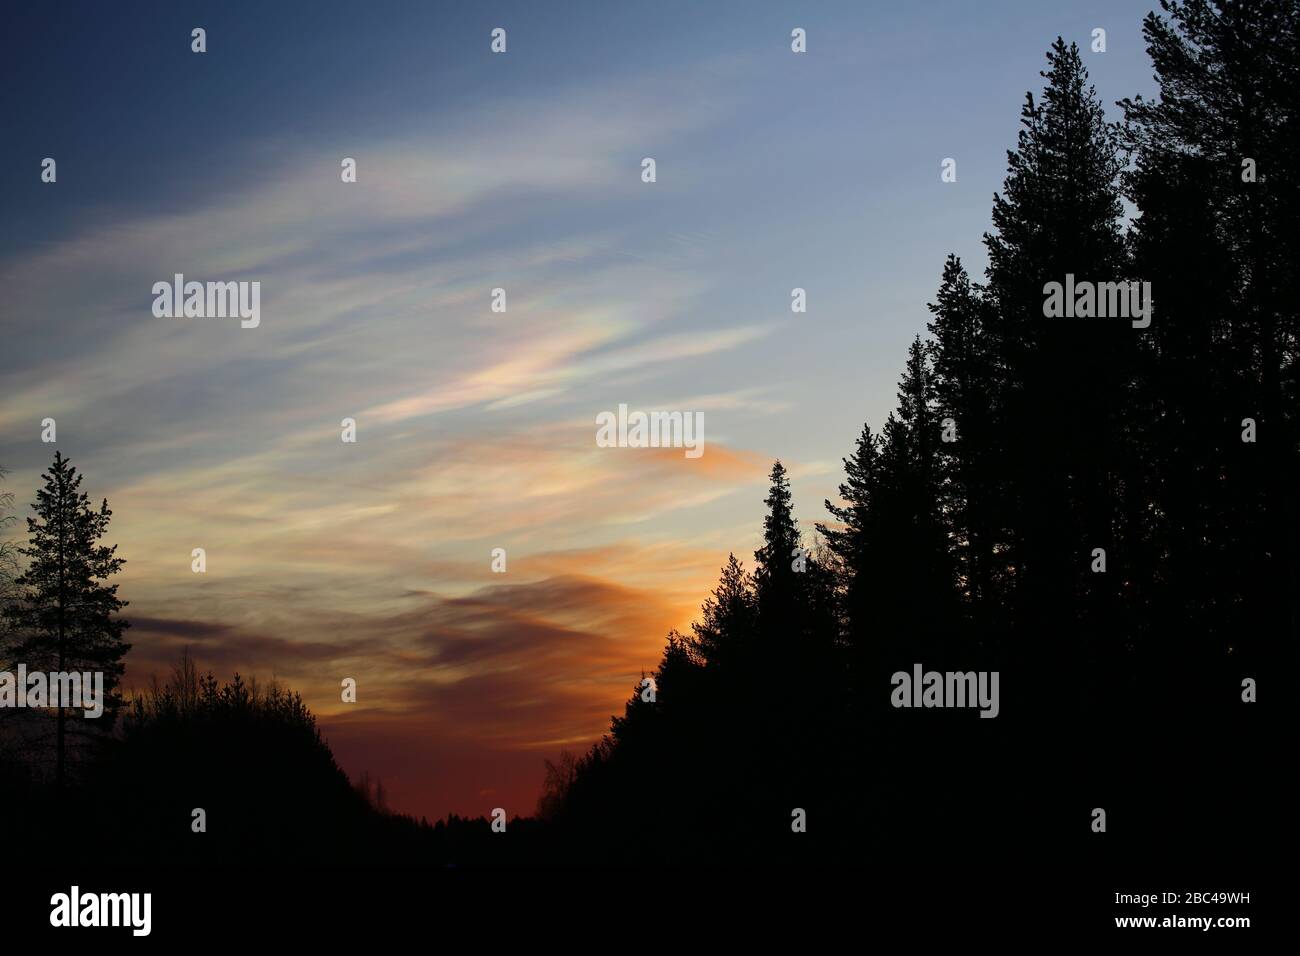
[2,1,1294,869]
[539,6,1295,866]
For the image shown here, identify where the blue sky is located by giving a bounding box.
[0,0,1158,818]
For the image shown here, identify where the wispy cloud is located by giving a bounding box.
[0,48,824,823]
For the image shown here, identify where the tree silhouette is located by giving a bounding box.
[3,452,130,790]
[551,12,1296,865]
[6,3,1293,874]
[926,255,1001,626]
[1119,0,1299,679]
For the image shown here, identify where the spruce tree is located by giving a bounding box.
[926,256,1001,624]
[1120,0,1300,673]
[753,460,801,633]
[690,553,755,670]
[818,424,882,700]
[4,452,130,789]
[982,39,1130,643]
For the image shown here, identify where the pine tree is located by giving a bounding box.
[818,424,881,695]
[753,460,801,634]
[927,256,1001,623]
[754,462,798,579]
[4,452,130,789]
[876,339,957,648]
[1119,0,1300,674]
[820,425,880,578]
[690,553,755,670]
[817,338,957,722]
[982,38,1130,644]
[969,40,1141,845]
[1112,3,1298,851]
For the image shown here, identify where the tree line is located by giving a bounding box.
[542,2,1297,865]
[2,1,1294,868]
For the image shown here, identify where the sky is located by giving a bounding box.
[0,0,1157,821]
